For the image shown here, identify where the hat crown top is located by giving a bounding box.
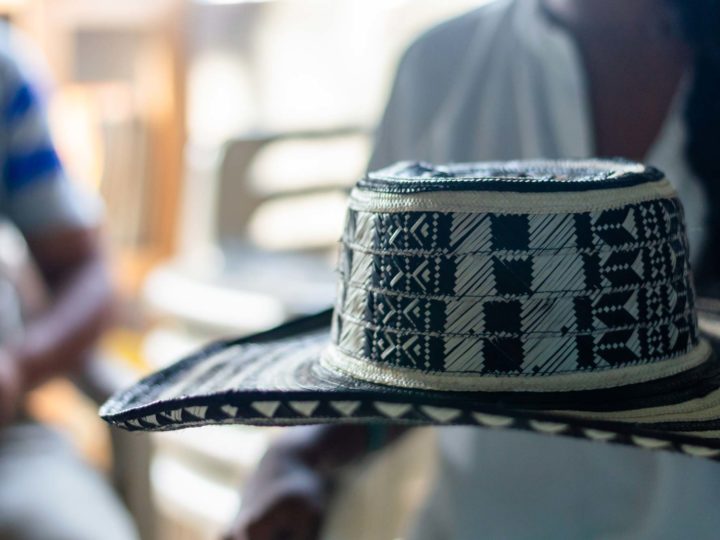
[361,159,663,193]
[326,160,702,392]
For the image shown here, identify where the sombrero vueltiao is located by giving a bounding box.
[102,159,720,460]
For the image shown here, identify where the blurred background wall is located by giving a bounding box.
[1,1,492,538]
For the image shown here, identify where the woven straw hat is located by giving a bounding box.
[102,159,720,460]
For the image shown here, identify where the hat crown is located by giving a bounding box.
[325,160,703,392]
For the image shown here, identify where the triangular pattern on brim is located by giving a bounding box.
[99,309,720,462]
[104,395,720,460]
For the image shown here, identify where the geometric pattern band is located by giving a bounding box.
[331,194,699,380]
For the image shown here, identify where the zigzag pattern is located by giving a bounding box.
[112,399,720,463]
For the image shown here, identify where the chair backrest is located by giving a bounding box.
[215,127,368,245]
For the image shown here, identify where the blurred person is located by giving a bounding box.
[227,1,720,539]
[0,23,138,540]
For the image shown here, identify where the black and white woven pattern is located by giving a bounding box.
[330,165,698,385]
[100,159,720,460]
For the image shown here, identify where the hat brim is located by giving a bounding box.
[100,309,720,460]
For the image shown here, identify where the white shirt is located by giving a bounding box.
[369,1,717,538]
[370,0,707,258]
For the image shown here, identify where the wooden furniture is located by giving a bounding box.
[13,0,187,295]
[2,3,187,538]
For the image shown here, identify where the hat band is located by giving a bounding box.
[320,339,712,393]
[349,177,676,215]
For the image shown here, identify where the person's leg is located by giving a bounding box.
[0,422,139,540]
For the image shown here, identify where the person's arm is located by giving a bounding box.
[0,29,112,397]
[4,225,113,392]
[224,424,407,540]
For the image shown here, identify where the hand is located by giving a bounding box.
[0,349,22,427]
[224,447,330,540]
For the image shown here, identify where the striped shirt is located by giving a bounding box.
[0,23,99,235]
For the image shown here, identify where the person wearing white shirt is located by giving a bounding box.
[226,1,720,539]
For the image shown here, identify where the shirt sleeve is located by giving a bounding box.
[0,29,101,235]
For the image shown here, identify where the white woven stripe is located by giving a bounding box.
[444,336,486,371]
[529,252,586,292]
[352,211,375,247]
[349,250,373,284]
[349,179,676,215]
[453,255,496,295]
[528,213,577,250]
[449,213,492,252]
[444,296,487,334]
[320,339,711,393]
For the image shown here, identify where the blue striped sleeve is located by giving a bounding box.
[3,80,34,123]
[0,61,65,196]
[0,43,102,234]
[3,146,62,193]
[0,28,99,233]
